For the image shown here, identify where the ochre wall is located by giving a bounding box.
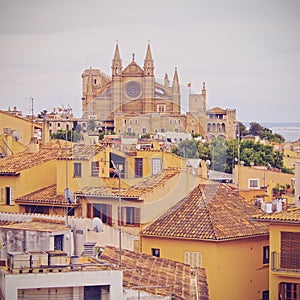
[141,235,269,300]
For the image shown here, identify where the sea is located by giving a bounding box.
[244,122,300,142]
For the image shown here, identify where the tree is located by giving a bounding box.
[210,138,227,172]
[177,139,199,158]
[87,119,96,132]
[51,130,81,142]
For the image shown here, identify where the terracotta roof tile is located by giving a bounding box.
[100,246,209,300]
[15,185,77,206]
[142,184,269,240]
[121,168,180,198]
[0,140,104,174]
[252,208,300,223]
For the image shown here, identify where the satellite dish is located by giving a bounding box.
[64,188,74,204]
[92,217,104,233]
[12,130,20,141]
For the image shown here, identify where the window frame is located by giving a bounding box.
[73,162,82,177]
[248,178,259,189]
[263,245,270,264]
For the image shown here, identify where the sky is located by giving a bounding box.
[0,0,299,123]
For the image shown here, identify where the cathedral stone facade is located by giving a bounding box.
[81,43,237,140]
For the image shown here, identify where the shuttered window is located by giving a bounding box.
[184,251,202,268]
[93,204,112,226]
[134,158,143,178]
[121,207,141,226]
[91,161,99,177]
[281,232,300,269]
[0,187,14,205]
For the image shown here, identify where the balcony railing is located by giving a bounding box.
[271,251,300,272]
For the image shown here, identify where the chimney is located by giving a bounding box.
[28,137,39,153]
[42,119,50,145]
[295,161,300,208]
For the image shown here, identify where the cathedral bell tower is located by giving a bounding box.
[111,43,123,112]
[172,67,181,113]
[143,43,155,113]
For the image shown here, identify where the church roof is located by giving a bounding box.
[141,183,269,240]
[123,60,144,77]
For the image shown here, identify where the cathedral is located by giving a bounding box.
[81,43,237,140]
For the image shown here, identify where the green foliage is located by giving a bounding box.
[210,138,227,172]
[177,139,199,158]
[281,166,294,174]
[87,119,96,132]
[248,122,285,143]
[51,130,81,142]
[141,133,151,139]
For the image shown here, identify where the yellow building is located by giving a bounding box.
[252,208,300,300]
[234,165,294,191]
[141,183,270,300]
[0,110,43,149]
[0,139,71,213]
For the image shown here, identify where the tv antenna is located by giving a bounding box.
[91,217,104,233]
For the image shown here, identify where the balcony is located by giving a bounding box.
[271,251,300,273]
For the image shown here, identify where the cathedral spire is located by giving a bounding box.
[144,42,154,76]
[112,42,122,76]
[172,67,179,85]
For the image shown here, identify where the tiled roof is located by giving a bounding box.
[142,183,269,240]
[15,185,77,206]
[76,186,115,197]
[0,219,69,232]
[0,140,104,174]
[0,139,70,174]
[252,208,300,223]
[121,168,180,198]
[100,246,209,300]
[58,143,104,160]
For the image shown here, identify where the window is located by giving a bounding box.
[174,128,179,133]
[74,162,82,177]
[152,248,160,257]
[127,127,132,134]
[262,290,269,300]
[152,158,162,175]
[157,105,165,113]
[281,232,300,269]
[93,204,112,226]
[0,187,14,205]
[121,207,141,226]
[54,234,64,251]
[248,179,259,189]
[91,161,99,177]
[94,79,97,84]
[184,251,202,268]
[142,127,146,134]
[263,246,269,264]
[279,283,299,300]
[25,205,49,214]
[134,158,143,178]
[57,122,61,128]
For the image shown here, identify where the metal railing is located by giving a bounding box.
[271,251,300,273]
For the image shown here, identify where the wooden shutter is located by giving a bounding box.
[86,203,92,218]
[134,208,141,226]
[0,188,5,205]
[10,187,15,205]
[107,204,112,226]
[281,232,300,269]
[121,207,126,226]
